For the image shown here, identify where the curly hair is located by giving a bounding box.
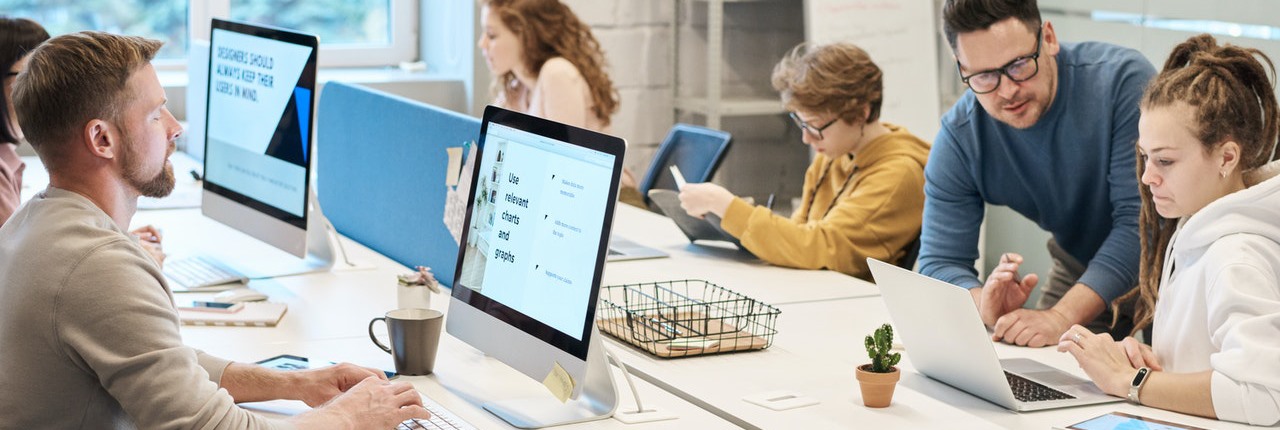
[771,42,882,125]
[482,0,619,127]
[0,17,49,144]
[1115,34,1280,335]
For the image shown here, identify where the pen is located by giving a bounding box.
[669,165,687,190]
[766,193,775,210]
[190,169,203,181]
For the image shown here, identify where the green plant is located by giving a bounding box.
[864,323,901,373]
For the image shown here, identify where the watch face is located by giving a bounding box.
[1130,367,1150,386]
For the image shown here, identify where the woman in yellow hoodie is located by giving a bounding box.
[678,42,930,280]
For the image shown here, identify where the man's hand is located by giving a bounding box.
[291,362,389,407]
[677,183,735,218]
[991,307,1071,347]
[978,252,1038,326]
[130,225,165,267]
[294,377,429,429]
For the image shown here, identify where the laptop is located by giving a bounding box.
[606,236,668,262]
[866,258,1122,411]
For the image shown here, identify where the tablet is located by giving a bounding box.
[647,189,743,247]
[1060,411,1208,430]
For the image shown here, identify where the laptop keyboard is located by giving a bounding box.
[163,256,249,290]
[1005,371,1075,402]
[397,393,478,430]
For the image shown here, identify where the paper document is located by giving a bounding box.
[443,142,477,244]
[669,165,687,190]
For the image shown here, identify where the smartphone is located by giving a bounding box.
[176,300,244,313]
[1061,411,1208,430]
[256,354,397,378]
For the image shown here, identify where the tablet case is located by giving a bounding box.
[647,189,743,248]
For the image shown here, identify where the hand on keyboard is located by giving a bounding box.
[398,393,477,430]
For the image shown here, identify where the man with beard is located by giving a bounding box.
[917,0,1156,347]
[0,32,429,428]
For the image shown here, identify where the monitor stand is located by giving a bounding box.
[483,327,619,429]
[211,186,339,279]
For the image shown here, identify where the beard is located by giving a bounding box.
[118,133,176,198]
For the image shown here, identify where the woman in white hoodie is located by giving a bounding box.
[1059,34,1280,426]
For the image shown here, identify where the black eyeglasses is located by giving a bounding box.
[4,71,16,77]
[957,26,1043,94]
[789,111,839,140]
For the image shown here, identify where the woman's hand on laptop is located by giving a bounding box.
[1057,325,1161,396]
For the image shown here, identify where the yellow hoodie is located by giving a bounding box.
[719,123,929,281]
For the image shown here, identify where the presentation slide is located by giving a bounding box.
[204,29,314,217]
[458,124,614,340]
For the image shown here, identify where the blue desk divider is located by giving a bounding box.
[317,82,480,287]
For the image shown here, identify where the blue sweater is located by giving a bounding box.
[919,42,1155,303]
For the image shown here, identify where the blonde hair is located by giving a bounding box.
[483,0,619,126]
[771,42,883,124]
[13,31,161,171]
[1116,34,1280,334]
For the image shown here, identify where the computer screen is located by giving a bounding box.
[202,18,318,258]
[447,106,624,427]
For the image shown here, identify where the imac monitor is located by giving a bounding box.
[447,106,624,428]
[202,18,318,258]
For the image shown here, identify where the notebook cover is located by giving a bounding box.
[179,302,288,327]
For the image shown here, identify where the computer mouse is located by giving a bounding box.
[213,287,268,303]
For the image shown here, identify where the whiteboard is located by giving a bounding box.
[804,0,942,141]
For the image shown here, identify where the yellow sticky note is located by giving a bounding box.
[445,147,463,186]
[541,361,576,403]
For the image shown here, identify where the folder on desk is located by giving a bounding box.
[316,82,481,287]
[179,302,288,327]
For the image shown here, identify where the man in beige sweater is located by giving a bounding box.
[0,31,428,428]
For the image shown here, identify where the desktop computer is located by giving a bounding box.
[446,106,625,428]
[165,18,336,290]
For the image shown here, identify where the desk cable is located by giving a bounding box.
[604,347,650,416]
[323,217,358,268]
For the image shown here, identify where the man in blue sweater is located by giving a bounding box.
[918,0,1155,347]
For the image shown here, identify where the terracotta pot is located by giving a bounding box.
[855,364,901,408]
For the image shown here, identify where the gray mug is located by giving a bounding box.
[368,308,443,376]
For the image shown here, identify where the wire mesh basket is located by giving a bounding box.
[596,279,780,358]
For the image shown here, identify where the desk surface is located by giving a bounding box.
[25,161,1251,430]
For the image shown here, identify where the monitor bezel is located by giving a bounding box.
[450,106,624,360]
[203,18,319,231]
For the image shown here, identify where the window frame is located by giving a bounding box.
[189,0,417,69]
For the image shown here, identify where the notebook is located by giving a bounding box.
[178,302,288,327]
[867,258,1121,411]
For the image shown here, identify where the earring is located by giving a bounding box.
[1220,170,1227,178]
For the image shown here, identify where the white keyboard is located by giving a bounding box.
[398,394,477,430]
[163,256,249,291]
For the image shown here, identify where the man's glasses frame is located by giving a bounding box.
[957,25,1043,94]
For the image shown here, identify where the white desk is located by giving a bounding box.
[606,205,878,305]
[605,295,1252,430]
[128,209,737,429]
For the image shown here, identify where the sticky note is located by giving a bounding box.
[445,147,463,186]
[542,361,576,403]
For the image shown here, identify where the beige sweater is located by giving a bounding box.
[0,187,291,429]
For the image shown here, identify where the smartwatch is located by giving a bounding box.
[1127,367,1151,404]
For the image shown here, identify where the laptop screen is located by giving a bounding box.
[452,107,623,358]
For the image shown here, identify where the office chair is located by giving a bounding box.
[896,234,923,270]
[637,124,733,212]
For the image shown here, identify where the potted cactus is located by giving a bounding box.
[856,323,901,407]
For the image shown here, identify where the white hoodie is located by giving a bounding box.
[1152,173,1280,426]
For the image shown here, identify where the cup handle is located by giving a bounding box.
[368,317,392,354]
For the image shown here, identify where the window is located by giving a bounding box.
[0,0,416,68]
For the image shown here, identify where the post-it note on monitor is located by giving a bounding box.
[542,361,576,403]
